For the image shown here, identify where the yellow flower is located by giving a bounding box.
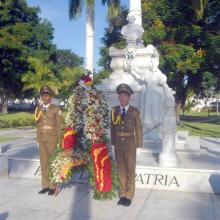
[154,19,163,28]
[197,48,206,58]
[60,162,73,180]
[85,81,93,86]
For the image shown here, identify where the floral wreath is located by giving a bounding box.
[49,74,118,200]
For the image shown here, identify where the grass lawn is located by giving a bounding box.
[0,112,35,128]
[0,112,34,120]
[0,136,21,142]
[178,111,220,138]
[184,111,219,117]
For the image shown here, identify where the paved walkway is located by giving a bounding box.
[0,129,38,161]
[0,177,220,220]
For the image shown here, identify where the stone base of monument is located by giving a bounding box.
[8,157,41,179]
[1,137,220,193]
[0,155,8,178]
[136,154,220,193]
[4,145,41,179]
[142,131,200,156]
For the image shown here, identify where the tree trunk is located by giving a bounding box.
[175,101,182,125]
[85,4,94,76]
[0,93,9,113]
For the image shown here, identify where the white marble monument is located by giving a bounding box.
[97,0,178,167]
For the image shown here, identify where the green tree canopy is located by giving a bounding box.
[21,57,61,96]
[0,0,84,112]
[0,0,56,112]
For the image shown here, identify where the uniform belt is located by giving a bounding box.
[116,132,134,137]
[41,125,54,129]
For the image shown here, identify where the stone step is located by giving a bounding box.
[186,136,200,152]
[136,151,220,193]
[175,130,189,150]
[0,155,8,177]
[1,149,219,194]
[1,135,219,194]
[8,157,41,179]
[175,140,186,150]
[143,140,186,152]
[135,164,220,193]
[141,146,200,156]
[176,130,189,141]
[142,132,200,155]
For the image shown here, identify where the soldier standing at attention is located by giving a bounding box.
[111,83,143,207]
[35,86,63,196]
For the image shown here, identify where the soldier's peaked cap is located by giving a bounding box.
[40,86,54,96]
[116,83,133,95]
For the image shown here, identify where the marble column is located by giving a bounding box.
[129,0,142,26]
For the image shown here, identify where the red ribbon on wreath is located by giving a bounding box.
[62,127,76,150]
[91,143,112,192]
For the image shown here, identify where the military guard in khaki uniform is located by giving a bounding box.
[111,83,143,207]
[35,86,63,195]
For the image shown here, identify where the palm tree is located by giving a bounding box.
[69,0,120,76]
[192,0,209,20]
[22,57,61,95]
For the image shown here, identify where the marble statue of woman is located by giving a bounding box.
[125,45,167,141]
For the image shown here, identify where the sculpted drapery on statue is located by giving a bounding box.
[123,45,167,140]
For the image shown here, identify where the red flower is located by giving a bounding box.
[62,127,77,150]
[79,74,93,86]
[82,75,92,83]
[91,143,112,192]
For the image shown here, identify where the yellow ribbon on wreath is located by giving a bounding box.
[34,107,43,122]
[111,108,121,125]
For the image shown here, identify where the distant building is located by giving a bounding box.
[188,96,220,112]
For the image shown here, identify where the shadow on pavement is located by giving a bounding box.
[209,174,220,194]
[0,212,9,220]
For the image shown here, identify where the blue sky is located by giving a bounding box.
[27,0,129,71]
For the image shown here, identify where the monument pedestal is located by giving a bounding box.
[1,140,220,193]
[142,131,200,156]
[136,151,220,193]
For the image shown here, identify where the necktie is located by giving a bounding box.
[122,107,126,120]
[43,107,47,113]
